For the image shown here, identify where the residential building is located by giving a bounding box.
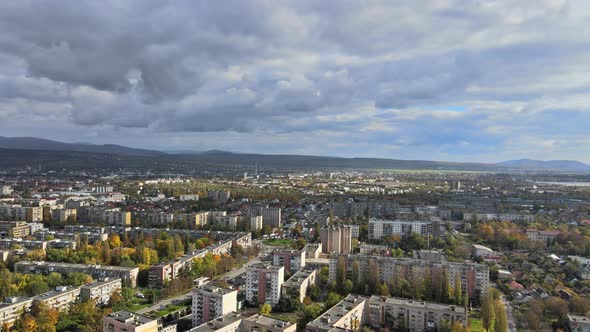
[32,286,81,311]
[568,314,590,332]
[306,294,467,332]
[51,208,77,223]
[368,219,441,240]
[246,264,284,305]
[14,261,139,287]
[189,313,296,332]
[272,249,306,274]
[248,206,282,229]
[472,244,494,258]
[207,191,231,203]
[180,194,200,201]
[0,297,33,327]
[359,244,389,256]
[303,243,322,259]
[80,278,122,305]
[329,254,489,300]
[192,285,238,326]
[282,268,318,302]
[320,225,352,254]
[250,216,263,231]
[1,186,12,196]
[103,310,159,332]
[526,229,560,245]
[0,221,31,238]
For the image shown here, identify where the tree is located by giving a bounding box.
[336,256,347,293]
[493,299,507,332]
[368,259,381,294]
[326,292,343,309]
[259,303,272,315]
[454,274,463,305]
[351,259,360,292]
[481,290,496,332]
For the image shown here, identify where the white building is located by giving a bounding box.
[368,219,436,240]
[272,250,306,274]
[80,278,122,305]
[250,216,263,231]
[246,264,284,305]
[180,194,200,201]
[1,186,12,196]
[192,285,238,327]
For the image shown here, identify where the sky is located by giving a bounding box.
[1,1,590,163]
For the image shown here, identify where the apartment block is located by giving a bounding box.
[14,261,139,287]
[189,313,296,332]
[272,249,306,274]
[320,225,352,254]
[103,310,159,332]
[329,254,489,300]
[80,278,122,305]
[248,206,282,229]
[0,297,33,327]
[250,216,263,231]
[246,264,284,305]
[207,191,231,203]
[368,219,440,240]
[282,268,318,303]
[51,208,77,223]
[306,294,467,332]
[180,194,200,201]
[0,221,31,238]
[303,243,322,259]
[192,285,238,326]
[32,286,81,311]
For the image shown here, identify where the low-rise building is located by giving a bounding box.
[80,278,122,305]
[189,313,296,332]
[103,310,159,332]
[472,244,495,258]
[282,268,318,303]
[32,286,81,311]
[14,261,139,287]
[568,314,590,332]
[0,297,33,327]
[306,294,467,332]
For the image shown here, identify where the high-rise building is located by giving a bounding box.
[250,216,263,231]
[246,264,284,305]
[192,285,238,327]
[320,225,352,254]
[248,206,281,229]
[272,249,306,274]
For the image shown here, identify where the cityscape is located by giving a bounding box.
[2,1,590,332]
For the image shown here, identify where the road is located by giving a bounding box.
[136,253,262,315]
[503,296,517,332]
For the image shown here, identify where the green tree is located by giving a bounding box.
[481,290,496,332]
[336,256,347,293]
[453,274,462,305]
[259,303,272,315]
[493,299,507,332]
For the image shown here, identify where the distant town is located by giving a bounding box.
[0,166,589,332]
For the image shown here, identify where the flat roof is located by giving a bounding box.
[189,313,243,332]
[106,310,155,326]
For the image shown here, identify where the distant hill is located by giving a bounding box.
[1,136,589,173]
[497,159,590,172]
[0,136,164,156]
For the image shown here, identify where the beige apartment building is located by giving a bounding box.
[192,285,238,327]
[320,225,352,254]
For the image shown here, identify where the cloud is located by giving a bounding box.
[1,0,590,162]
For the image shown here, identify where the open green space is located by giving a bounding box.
[262,238,294,247]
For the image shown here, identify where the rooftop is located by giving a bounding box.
[106,310,155,326]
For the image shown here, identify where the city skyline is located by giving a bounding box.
[1,1,590,163]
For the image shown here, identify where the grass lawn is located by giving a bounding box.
[262,238,294,247]
[153,304,188,318]
[469,317,483,332]
[268,312,302,324]
[128,302,151,311]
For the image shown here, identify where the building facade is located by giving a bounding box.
[246,264,284,305]
[192,285,238,327]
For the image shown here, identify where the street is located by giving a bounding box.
[137,252,262,315]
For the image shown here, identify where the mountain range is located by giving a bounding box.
[0,136,588,173]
